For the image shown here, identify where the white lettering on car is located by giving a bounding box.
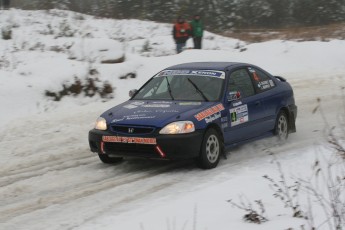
[102,136,157,145]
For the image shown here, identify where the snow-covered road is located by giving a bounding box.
[1,72,343,230]
[1,9,344,230]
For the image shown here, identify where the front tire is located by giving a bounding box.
[196,128,222,169]
[98,154,123,164]
[274,111,289,140]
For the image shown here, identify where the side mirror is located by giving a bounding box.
[227,91,241,102]
[129,89,138,98]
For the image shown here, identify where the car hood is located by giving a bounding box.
[102,100,221,128]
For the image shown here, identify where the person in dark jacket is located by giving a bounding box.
[173,16,191,54]
[190,14,204,49]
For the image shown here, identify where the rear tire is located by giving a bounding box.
[274,110,289,141]
[196,128,222,169]
[98,154,123,164]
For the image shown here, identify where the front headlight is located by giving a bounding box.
[95,117,107,130]
[159,121,195,134]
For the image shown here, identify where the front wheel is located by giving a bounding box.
[98,153,123,164]
[196,128,222,169]
[274,111,289,141]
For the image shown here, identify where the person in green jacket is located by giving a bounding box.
[190,14,204,49]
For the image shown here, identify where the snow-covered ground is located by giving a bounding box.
[0,9,344,230]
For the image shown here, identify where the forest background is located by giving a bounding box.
[6,0,345,32]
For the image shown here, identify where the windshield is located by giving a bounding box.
[132,70,225,101]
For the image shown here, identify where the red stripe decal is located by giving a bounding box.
[155,145,166,158]
[100,141,105,154]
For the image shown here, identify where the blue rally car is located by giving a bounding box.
[88,62,297,169]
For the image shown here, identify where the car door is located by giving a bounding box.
[247,66,278,132]
[222,68,268,144]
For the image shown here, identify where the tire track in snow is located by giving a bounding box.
[0,154,94,187]
[0,161,188,223]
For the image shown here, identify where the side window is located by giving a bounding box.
[228,69,255,98]
[248,67,276,93]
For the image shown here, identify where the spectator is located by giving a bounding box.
[173,16,191,54]
[190,14,204,49]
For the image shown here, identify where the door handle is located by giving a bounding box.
[255,101,261,106]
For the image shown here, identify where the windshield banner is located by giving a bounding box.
[158,70,225,79]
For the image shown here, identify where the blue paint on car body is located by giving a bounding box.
[88,62,297,169]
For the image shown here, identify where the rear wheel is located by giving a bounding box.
[98,154,123,164]
[274,111,289,140]
[196,128,222,169]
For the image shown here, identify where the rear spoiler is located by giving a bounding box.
[274,76,287,82]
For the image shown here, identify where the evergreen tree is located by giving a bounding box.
[9,0,345,30]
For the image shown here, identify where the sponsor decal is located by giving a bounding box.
[205,112,221,123]
[125,114,156,120]
[112,114,156,122]
[159,70,190,76]
[102,136,157,145]
[179,102,202,106]
[194,103,225,121]
[158,70,225,79]
[123,101,145,109]
[221,117,228,123]
[111,118,124,123]
[258,80,271,90]
[230,104,249,127]
[132,101,145,106]
[232,101,242,107]
[155,109,179,113]
[269,80,275,87]
[190,70,224,78]
[134,110,151,114]
[228,91,241,101]
[124,104,138,109]
[248,67,255,73]
[192,70,218,76]
[221,116,229,129]
[124,102,171,109]
[142,104,170,108]
[152,101,172,104]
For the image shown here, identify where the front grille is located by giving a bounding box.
[111,125,155,134]
[104,142,159,158]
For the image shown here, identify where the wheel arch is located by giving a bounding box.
[205,123,223,137]
[277,106,296,133]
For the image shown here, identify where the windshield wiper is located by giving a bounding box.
[187,78,209,102]
[165,77,174,100]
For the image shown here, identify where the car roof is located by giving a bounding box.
[165,62,251,71]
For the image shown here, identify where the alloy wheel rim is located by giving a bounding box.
[277,115,288,139]
[206,134,219,163]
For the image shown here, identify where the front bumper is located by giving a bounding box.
[88,129,204,160]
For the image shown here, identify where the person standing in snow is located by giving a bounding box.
[190,14,204,49]
[173,16,191,54]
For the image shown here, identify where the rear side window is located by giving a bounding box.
[248,67,276,93]
[228,69,255,98]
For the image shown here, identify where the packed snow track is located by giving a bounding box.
[1,72,344,230]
